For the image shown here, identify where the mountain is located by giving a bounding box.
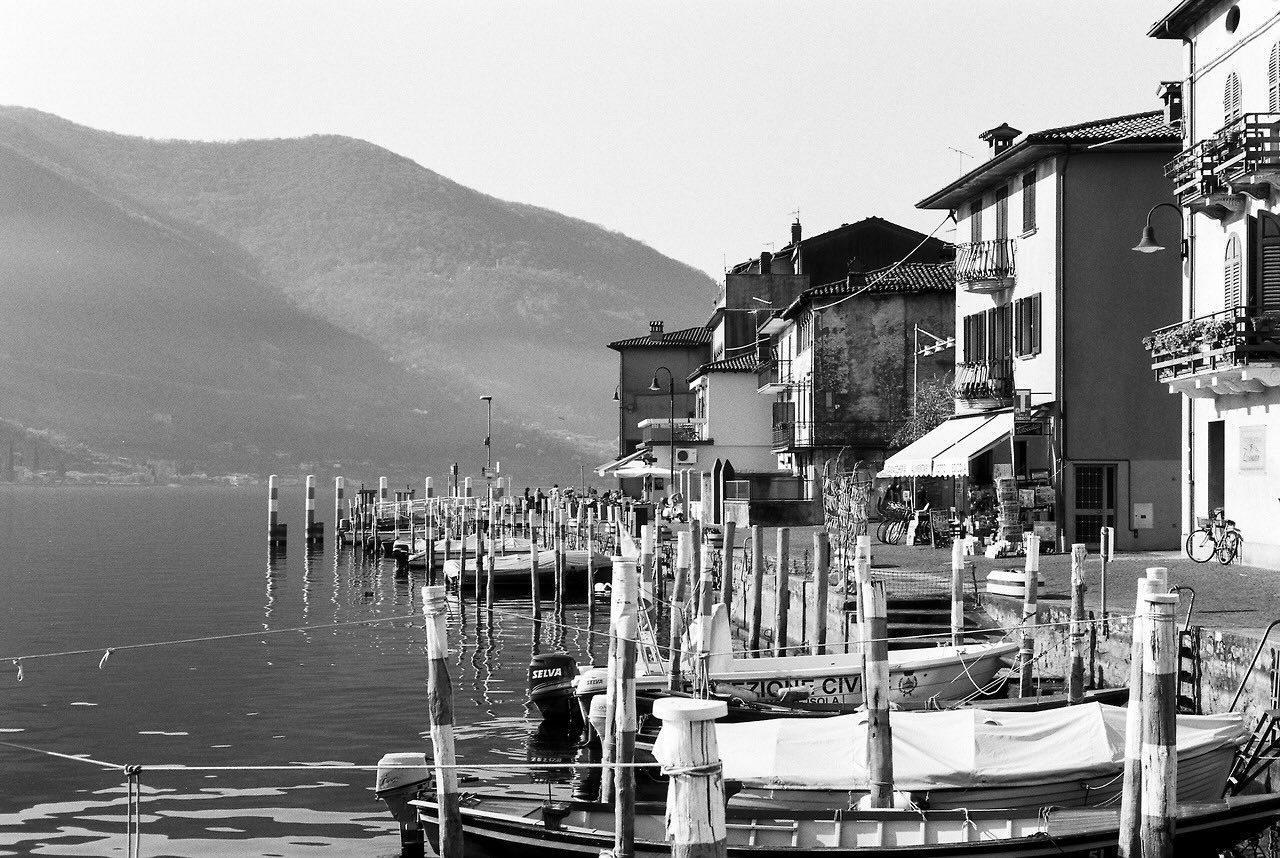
[0,107,716,482]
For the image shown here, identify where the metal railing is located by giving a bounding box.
[954,238,1016,288]
[1164,113,1280,203]
[756,357,793,391]
[954,357,1014,401]
[1144,306,1280,382]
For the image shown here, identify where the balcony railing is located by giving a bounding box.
[954,357,1014,407]
[639,418,707,444]
[757,358,793,392]
[1165,114,1280,211]
[771,420,902,451]
[954,239,1016,292]
[1143,307,1280,396]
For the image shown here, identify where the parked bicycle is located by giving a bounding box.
[1185,508,1243,564]
[876,500,911,544]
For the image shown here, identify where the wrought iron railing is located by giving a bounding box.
[1164,114,1280,203]
[954,357,1014,402]
[954,238,1016,288]
[757,358,793,391]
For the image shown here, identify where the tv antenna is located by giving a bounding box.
[946,146,973,177]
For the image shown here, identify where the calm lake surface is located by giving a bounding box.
[0,484,600,856]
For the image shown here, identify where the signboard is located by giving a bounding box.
[1240,425,1267,471]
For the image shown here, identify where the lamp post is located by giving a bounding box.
[1133,202,1187,258]
[649,367,676,499]
[479,395,493,473]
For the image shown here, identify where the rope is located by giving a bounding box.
[659,762,722,777]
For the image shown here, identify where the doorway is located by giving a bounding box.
[1072,463,1116,547]
[1207,420,1225,516]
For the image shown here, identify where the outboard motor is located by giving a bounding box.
[528,652,579,725]
[374,752,429,857]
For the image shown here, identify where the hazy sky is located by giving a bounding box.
[0,1,1181,277]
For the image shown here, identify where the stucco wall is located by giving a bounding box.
[617,344,706,457]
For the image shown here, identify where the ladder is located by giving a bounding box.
[1177,626,1201,715]
[1226,709,1280,796]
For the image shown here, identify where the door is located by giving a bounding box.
[1072,464,1116,547]
[1207,421,1226,515]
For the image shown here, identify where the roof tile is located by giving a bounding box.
[607,325,712,350]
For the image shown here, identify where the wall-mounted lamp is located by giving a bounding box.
[1133,202,1188,259]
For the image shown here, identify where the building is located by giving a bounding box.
[755,260,956,516]
[1148,1,1280,567]
[602,321,710,497]
[884,110,1182,551]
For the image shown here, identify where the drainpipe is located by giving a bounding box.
[1056,147,1072,550]
[1185,34,1197,539]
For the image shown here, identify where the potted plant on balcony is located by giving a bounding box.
[1142,321,1198,357]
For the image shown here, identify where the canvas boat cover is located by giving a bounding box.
[702,703,1245,791]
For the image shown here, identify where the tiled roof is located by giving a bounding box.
[687,353,757,382]
[607,325,713,350]
[780,262,954,320]
[1025,111,1179,144]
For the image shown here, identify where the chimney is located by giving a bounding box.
[759,251,772,274]
[791,219,802,246]
[979,122,1021,157]
[1158,81,1184,127]
[649,320,664,341]
[845,257,866,290]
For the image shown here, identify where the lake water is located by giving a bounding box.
[0,485,601,856]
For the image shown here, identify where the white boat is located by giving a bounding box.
[712,702,1246,811]
[443,549,611,582]
[678,603,1018,710]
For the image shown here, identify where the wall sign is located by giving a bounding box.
[1240,425,1266,471]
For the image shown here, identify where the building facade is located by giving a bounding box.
[1150,0,1280,567]
[891,111,1182,551]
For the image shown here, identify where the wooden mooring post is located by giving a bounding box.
[612,557,639,858]
[485,486,495,610]
[1100,525,1114,634]
[748,526,764,658]
[1068,543,1088,704]
[668,531,691,692]
[528,510,542,620]
[1139,587,1179,858]
[1118,567,1168,858]
[304,474,323,544]
[334,476,345,544]
[651,697,728,858]
[421,584,463,858]
[950,536,964,647]
[1018,533,1040,698]
[812,531,828,656]
[267,474,287,546]
[860,576,894,808]
[773,528,790,657]
[719,521,736,608]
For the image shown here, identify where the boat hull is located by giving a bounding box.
[412,792,1280,857]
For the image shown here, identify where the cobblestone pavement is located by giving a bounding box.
[737,525,1280,636]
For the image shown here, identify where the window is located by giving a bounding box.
[1225,233,1243,310]
[1021,170,1037,233]
[1015,293,1042,357]
[969,197,983,244]
[1225,71,1243,125]
[963,311,987,362]
[987,303,1013,360]
[1226,5,1241,33]
[1259,212,1280,312]
[797,311,813,351]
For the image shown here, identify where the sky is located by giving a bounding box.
[0,1,1183,278]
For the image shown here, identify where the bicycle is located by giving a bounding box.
[1185,508,1243,564]
[877,500,911,545]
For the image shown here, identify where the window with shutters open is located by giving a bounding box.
[970,197,983,244]
[1258,212,1280,313]
[1015,294,1042,358]
[1225,71,1243,125]
[1270,44,1280,112]
[1225,234,1243,311]
[964,311,987,363]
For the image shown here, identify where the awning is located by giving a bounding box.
[879,411,1013,478]
[595,449,646,477]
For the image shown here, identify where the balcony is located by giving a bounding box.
[1164,114,1280,219]
[772,420,902,452]
[954,357,1014,410]
[639,417,708,444]
[1143,308,1280,397]
[757,358,794,393]
[954,239,1016,293]
[771,421,795,451]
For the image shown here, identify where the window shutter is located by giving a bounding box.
[1270,44,1280,112]
[1022,171,1037,233]
[1225,234,1243,310]
[1031,294,1041,354]
[971,198,983,244]
[995,186,1009,240]
[1225,72,1243,124]
[1259,213,1280,312]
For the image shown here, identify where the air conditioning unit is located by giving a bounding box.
[674,447,698,465]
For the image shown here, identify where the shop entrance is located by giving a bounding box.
[1072,464,1116,547]
[1207,420,1225,514]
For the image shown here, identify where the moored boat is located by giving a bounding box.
[408,790,1280,857]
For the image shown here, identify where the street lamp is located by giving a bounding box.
[1133,202,1187,258]
[479,395,493,473]
[649,366,675,498]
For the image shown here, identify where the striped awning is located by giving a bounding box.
[879,412,1013,478]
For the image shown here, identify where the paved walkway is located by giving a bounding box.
[734,525,1280,635]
